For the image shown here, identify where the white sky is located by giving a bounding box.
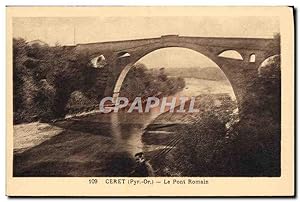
[13,16,279,68]
[138,47,218,68]
[13,16,279,45]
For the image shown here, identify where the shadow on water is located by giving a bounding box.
[52,118,144,138]
[13,114,144,177]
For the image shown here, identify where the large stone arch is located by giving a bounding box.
[110,44,241,105]
[73,35,280,111]
[107,45,278,111]
[110,41,243,106]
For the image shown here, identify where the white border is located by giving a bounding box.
[1,0,298,201]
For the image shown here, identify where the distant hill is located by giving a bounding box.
[27,40,48,46]
[163,67,227,81]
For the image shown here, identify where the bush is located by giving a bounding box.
[119,64,185,101]
[13,39,186,123]
[13,38,103,123]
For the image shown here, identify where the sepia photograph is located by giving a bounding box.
[6,6,294,196]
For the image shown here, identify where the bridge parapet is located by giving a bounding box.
[161,35,179,41]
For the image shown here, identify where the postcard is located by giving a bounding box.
[6,6,294,196]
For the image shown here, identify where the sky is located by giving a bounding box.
[13,16,279,68]
[137,47,218,68]
[13,16,279,45]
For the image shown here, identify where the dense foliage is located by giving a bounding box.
[144,55,281,177]
[120,64,185,101]
[13,38,100,123]
[13,38,185,123]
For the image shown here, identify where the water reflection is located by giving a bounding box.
[13,78,236,177]
[109,111,160,157]
[108,78,235,157]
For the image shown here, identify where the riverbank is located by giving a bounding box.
[13,77,236,177]
[13,112,156,177]
[141,93,237,176]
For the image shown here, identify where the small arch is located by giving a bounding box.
[258,55,280,79]
[91,54,106,68]
[249,54,256,63]
[117,52,131,58]
[218,50,243,60]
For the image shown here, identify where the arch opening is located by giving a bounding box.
[258,54,280,79]
[249,54,256,63]
[91,54,107,68]
[218,50,243,60]
[117,51,131,58]
[113,47,238,106]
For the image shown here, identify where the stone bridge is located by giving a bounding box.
[72,35,280,111]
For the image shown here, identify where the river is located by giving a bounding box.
[13,78,234,177]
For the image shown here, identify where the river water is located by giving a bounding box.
[106,78,235,158]
[14,78,235,176]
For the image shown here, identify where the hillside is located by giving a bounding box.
[164,67,227,81]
